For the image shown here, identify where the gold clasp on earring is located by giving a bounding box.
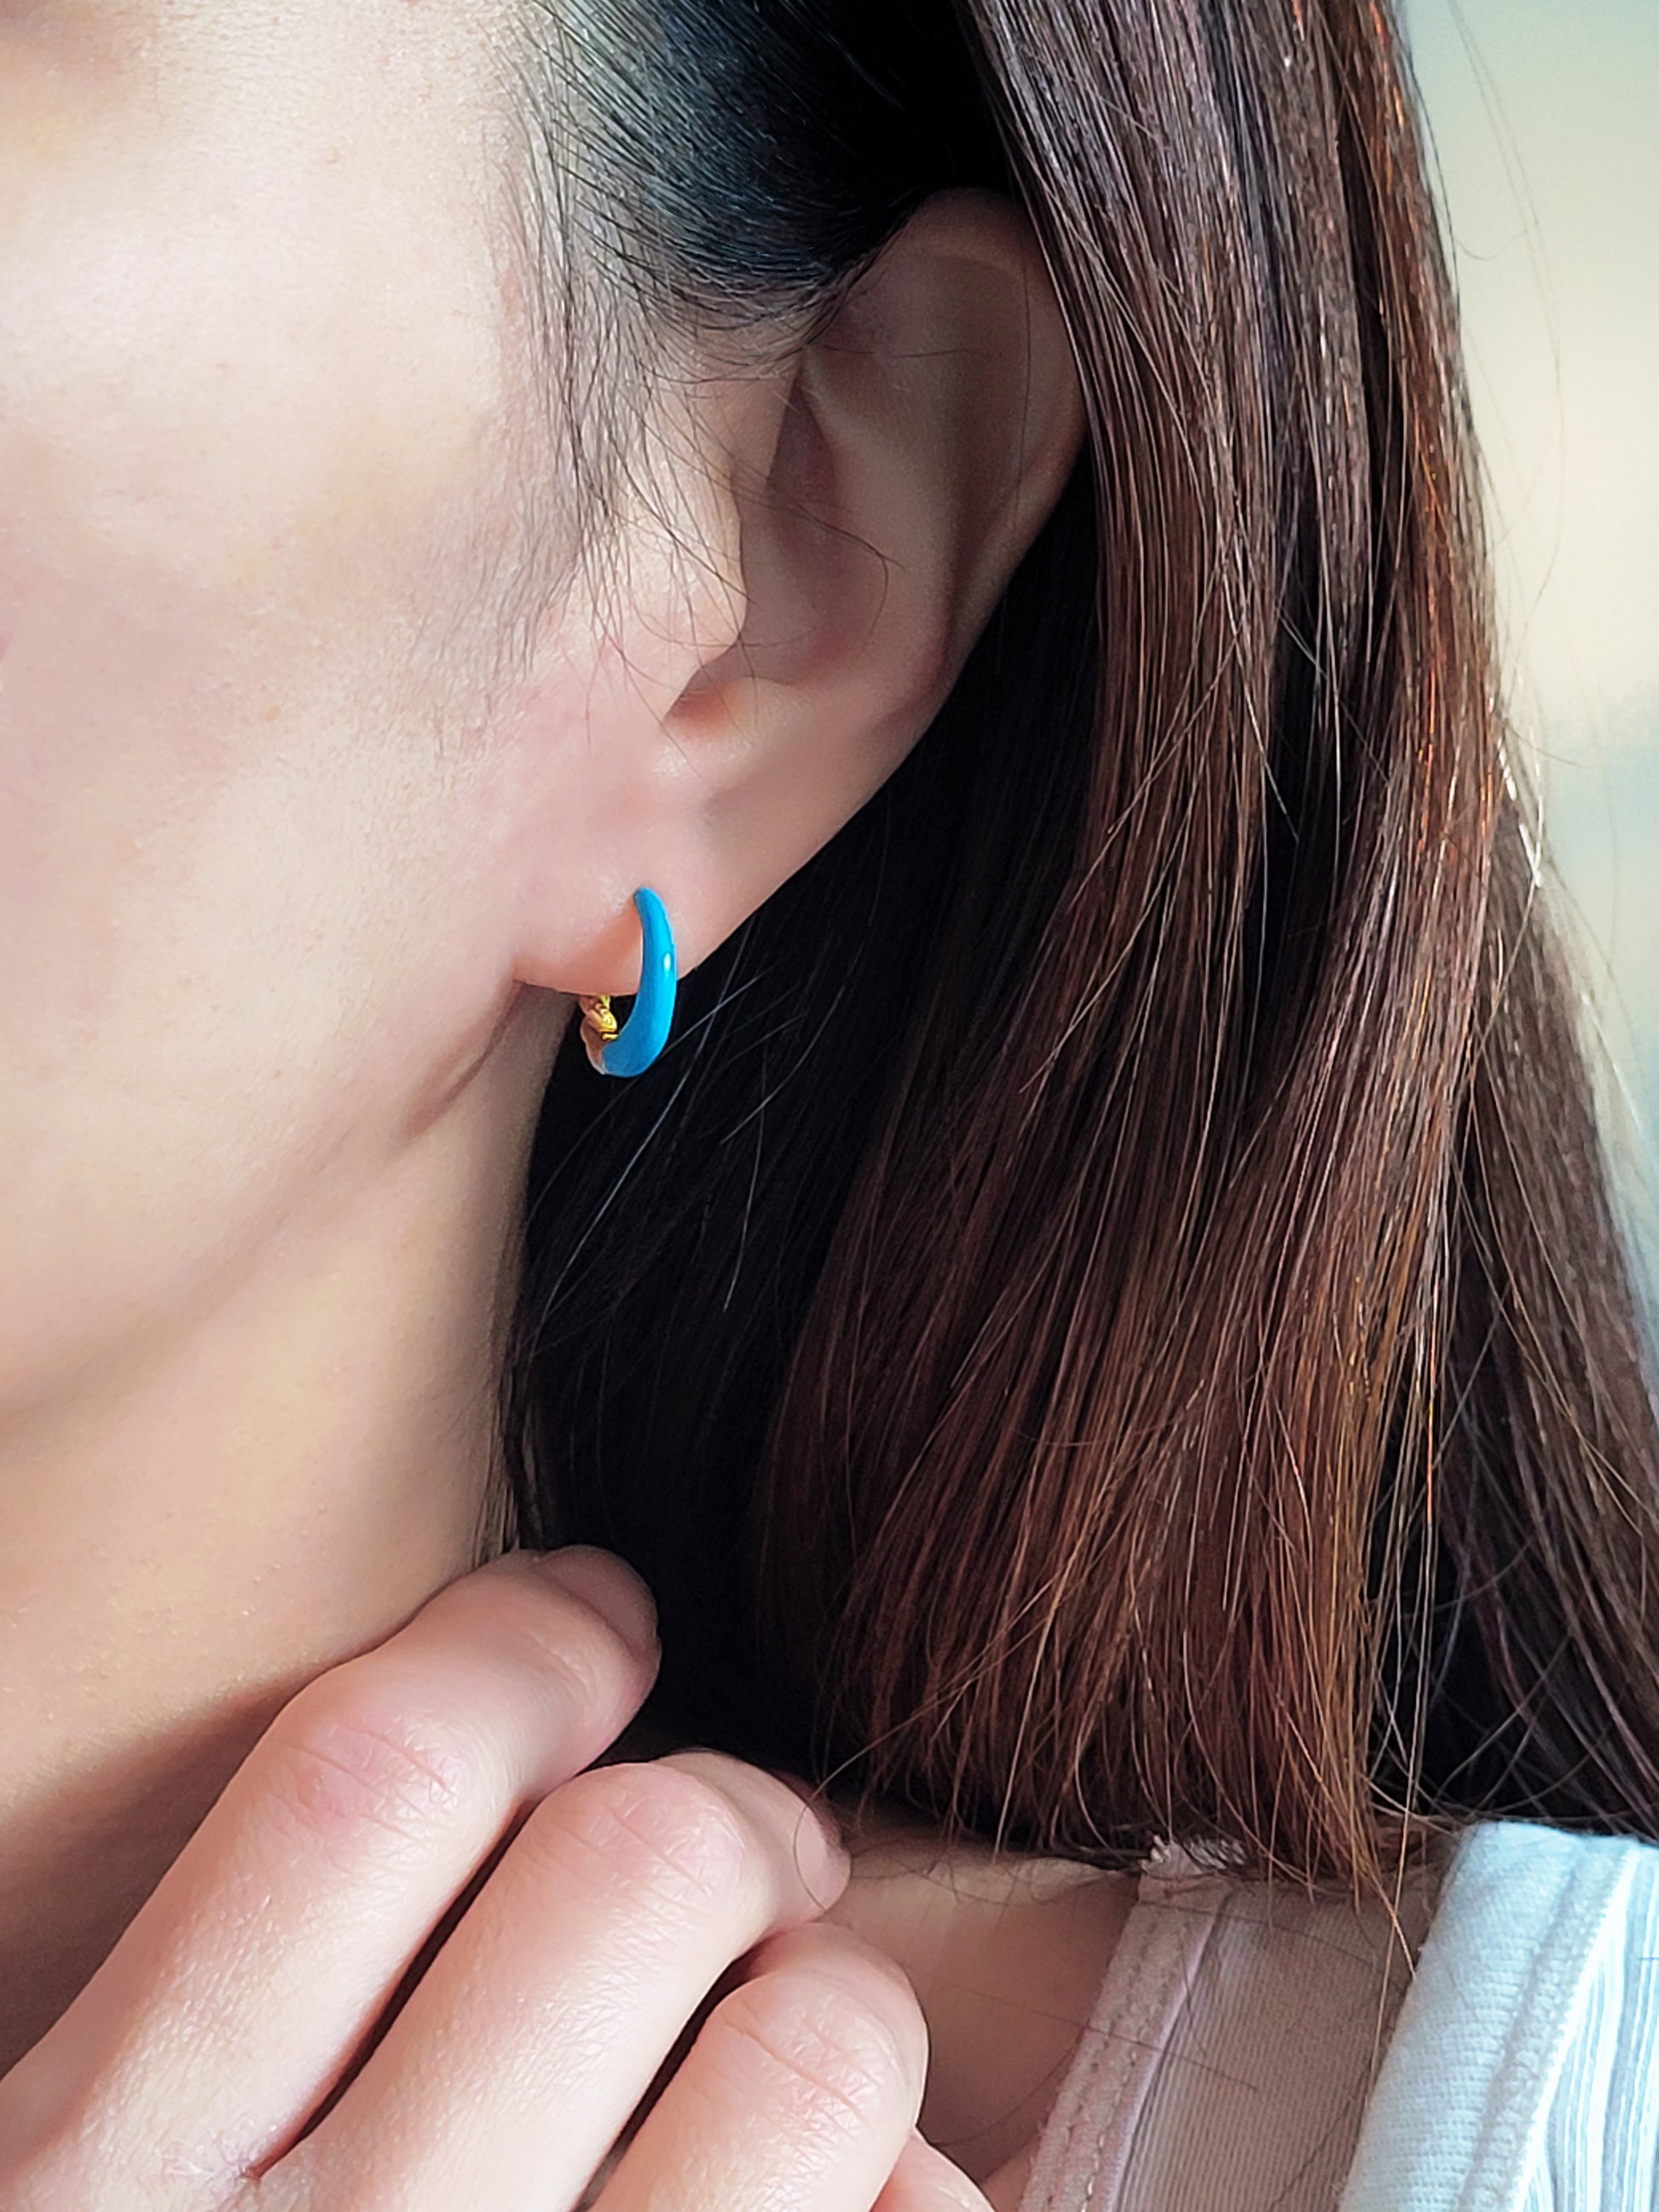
[579,994,620,1071]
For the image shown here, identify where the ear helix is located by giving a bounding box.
[577,888,678,1077]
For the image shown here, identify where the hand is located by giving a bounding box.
[0,1548,989,2209]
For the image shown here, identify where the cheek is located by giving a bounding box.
[0,9,509,574]
[0,18,536,1389]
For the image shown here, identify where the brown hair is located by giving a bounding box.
[500,0,1659,1892]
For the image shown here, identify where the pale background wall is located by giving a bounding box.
[1402,0,1659,1329]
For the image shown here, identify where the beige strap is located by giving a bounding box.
[1020,1839,1450,2212]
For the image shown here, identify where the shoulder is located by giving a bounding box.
[1340,1820,1659,2211]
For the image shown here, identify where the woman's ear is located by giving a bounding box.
[509,187,1084,997]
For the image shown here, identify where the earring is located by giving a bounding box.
[578,887,678,1077]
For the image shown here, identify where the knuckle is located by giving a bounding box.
[656,1750,845,1896]
[535,1759,754,1921]
[265,1678,487,1859]
[656,1747,803,1825]
[700,1967,923,2136]
[488,1590,619,1720]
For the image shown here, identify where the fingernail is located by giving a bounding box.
[532,1545,659,1654]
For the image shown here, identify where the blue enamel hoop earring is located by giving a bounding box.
[578,887,678,1077]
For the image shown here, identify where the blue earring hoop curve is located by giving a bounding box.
[579,887,678,1077]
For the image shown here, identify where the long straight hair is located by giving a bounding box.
[501,0,1659,1891]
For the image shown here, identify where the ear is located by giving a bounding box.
[510,187,1085,998]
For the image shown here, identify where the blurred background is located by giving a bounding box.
[1403,0,1659,1335]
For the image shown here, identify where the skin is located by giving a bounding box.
[0,3,1114,2203]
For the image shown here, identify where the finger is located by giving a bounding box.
[594,1921,927,2212]
[0,1548,658,2194]
[281,1752,849,2209]
[575,2047,995,2212]
[874,2132,997,2212]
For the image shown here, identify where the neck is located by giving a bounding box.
[824,1812,1134,2207]
[0,988,558,2071]
[0,999,1134,2197]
